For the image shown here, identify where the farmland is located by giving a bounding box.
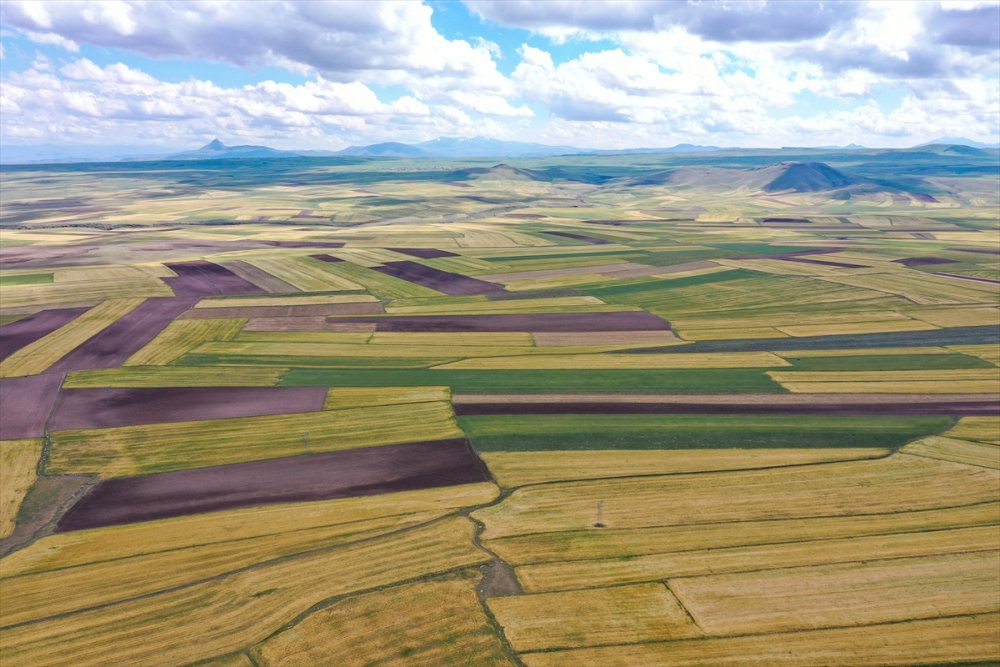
[0,148,998,665]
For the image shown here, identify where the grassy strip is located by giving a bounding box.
[280,369,785,394]
[0,273,53,286]
[458,414,951,451]
[786,353,995,371]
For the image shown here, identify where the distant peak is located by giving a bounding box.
[203,139,225,150]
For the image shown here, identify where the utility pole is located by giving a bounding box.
[303,433,310,455]
[594,500,605,528]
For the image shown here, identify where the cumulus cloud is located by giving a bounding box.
[466,0,859,42]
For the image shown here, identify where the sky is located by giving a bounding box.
[0,0,998,151]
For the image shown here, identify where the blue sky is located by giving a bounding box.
[1,1,997,151]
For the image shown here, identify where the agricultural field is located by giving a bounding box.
[0,148,998,665]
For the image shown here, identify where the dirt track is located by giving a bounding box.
[56,439,491,531]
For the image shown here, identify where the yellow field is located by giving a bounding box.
[775,318,937,337]
[323,385,450,410]
[909,306,1000,327]
[901,436,1000,469]
[485,502,999,567]
[514,525,998,592]
[253,573,514,667]
[194,293,378,308]
[0,518,488,667]
[820,272,998,305]
[0,439,42,539]
[473,456,1000,539]
[0,277,171,309]
[944,416,1000,444]
[769,369,1000,393]
[521,614,1000,667]
[531,331,681,346]
[670,550,1000,635]
[62,365,285,388]
[243,256,363,291]
[384,296,630,315]
[370,331,534,346]
[0,298,145,378]
[124,318,246,366]
[481,448,889,487]
[437,351,789,370]
[488,583,699,652]
[48,400,463,476]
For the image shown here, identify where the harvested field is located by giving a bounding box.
[945,415,1000,443]
[49,386,329,430]
[486,502,999,566]
[48,400,464,476]
[332,311,669,332]
[0,518,487,666]
[0,438,43,539]
[243,316,376,332]
[242,256,363,292]
[164,260,265,297]
[56,439,489,530]
[488,583,699,652]
[778,256,868,268]
[323,385,450,410]
[387,247,460,259]
[481,448,892,486]
[0,373,64,439]
[373,261,505,295]
[0,307,88,361]
[670,551,1000,635]
[514,525,999,592]
[769,368,1000,393]
[252,573,514,667]
[195,294,378,309]
[521,614,1000,666]
[901,436,1000,468]
[532,331,681,346]
[472,456,998,539]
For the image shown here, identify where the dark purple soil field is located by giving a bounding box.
[894,257,955,267]
[49,386,328,430]
[453,400,1000,417]
[331,311,671,332]
[46,297,198,373]
[0,374,64,439]
[56,439,491,531]
[309,254,344,263]
[182,302,384,319]
[387,247,459,259]
[0,307,88,361]
[372,261,506,296]
[164,261,265,297]
[244,317,375,332]
[781,256,867,269]
[543,231,613,245]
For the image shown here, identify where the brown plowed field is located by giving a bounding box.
[164,261,266,297]
[0,307,89,361]
[49,386,329,430]
[0,373,64,439]
[372,261,507,296]
[181,302,383,319]
[56,439,491,530]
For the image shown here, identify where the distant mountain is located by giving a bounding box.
[817,144,866,150]
[917,137,999,149]
[335,141,428,157]
[627,161,863,193]
[166,139,302,160]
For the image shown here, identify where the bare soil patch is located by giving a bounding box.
[372,261,507,296]
[0,374,64,439]
[49,386,328,430]
[0,307,89,361]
